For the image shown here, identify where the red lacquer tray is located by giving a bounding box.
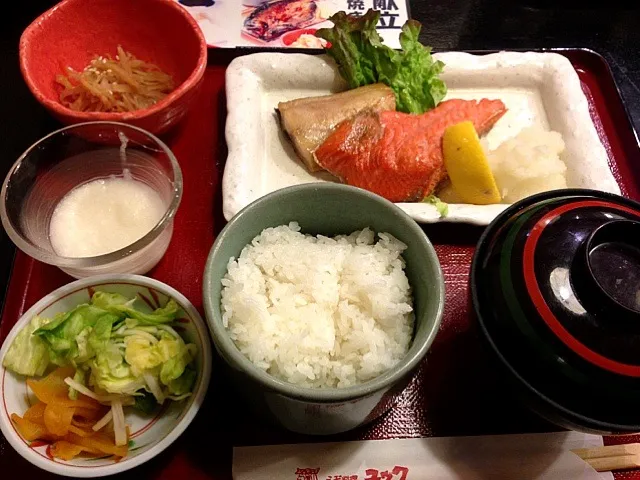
[1,48,640,479]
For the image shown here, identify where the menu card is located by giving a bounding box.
[233,432,614,480]
[174,0,410,49]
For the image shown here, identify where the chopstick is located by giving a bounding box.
[572,443,640,471]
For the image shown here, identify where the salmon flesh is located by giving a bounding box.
[314,98,508,202]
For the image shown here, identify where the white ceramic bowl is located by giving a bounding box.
[0,274,212,477]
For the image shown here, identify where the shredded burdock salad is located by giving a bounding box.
[56,45,175,113]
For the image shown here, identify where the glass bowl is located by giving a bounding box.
[0,121,182,278]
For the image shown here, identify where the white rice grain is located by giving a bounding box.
[220,222,414,389]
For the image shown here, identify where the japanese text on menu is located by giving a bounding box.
[346,0,401,29]
[295,466,410,480]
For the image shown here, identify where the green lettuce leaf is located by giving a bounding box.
[314,10,383,89]
[3,291,196,404]
[90,346,145,395]
[75,327,94,363]
[124,333,179,375]
[316,10,447,114]
[34,305,120,362]
[160,344,197,386]
[91,292,178,325]
[69,368,85,400]
[88,315,116,354]
[90,291,134,310]
[2,316,50,376]
[167,367,196,397]
[102,299,179,326]
[134,391,158,415]
[423,194,449,217]
[395,20,446,113]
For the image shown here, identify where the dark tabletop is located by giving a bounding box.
[0,0,639,313]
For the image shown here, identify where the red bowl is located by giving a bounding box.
[19,0,207,135]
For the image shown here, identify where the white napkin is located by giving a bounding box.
[233,432,614,480]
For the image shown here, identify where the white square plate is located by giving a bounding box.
[222,51,621,224]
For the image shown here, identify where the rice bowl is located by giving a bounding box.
[203,183,444,435]
[220,222,414,389]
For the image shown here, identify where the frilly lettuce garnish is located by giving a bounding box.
[316,9,447,114]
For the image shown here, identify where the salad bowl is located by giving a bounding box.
[0,274,212,477]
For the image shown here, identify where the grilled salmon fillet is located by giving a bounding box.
[278,84,396,172]
[314,99,507,202]
[244,0,318,42]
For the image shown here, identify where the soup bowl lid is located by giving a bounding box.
[472,188,640,430]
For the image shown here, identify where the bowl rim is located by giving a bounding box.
[203,182,446,402]
[0,121,183,269]
[0,274,213,477]
[18,0,207,122]
[471,187,640,432]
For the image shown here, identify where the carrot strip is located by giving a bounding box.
[43,404,75,436]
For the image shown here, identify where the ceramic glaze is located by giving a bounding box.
[223,51,620,224]
[19,0,207,134]
[203,183,445,435]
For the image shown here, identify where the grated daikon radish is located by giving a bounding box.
[49,177,165,258]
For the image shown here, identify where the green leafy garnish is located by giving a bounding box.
[2,316,50,376]
[316,9,447,114]
[3,292,197,406]
[68,368,85,400]
[423,194,449,217]
[134,391,158,415]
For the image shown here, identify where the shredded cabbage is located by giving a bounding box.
[3,292,198,414]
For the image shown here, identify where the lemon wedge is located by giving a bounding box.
[435,179,463,204]
[442,121,501,205]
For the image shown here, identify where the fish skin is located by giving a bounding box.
[278,84,396,172]
[314,98,508,203]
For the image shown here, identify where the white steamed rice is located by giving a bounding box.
[220,222,414,389]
